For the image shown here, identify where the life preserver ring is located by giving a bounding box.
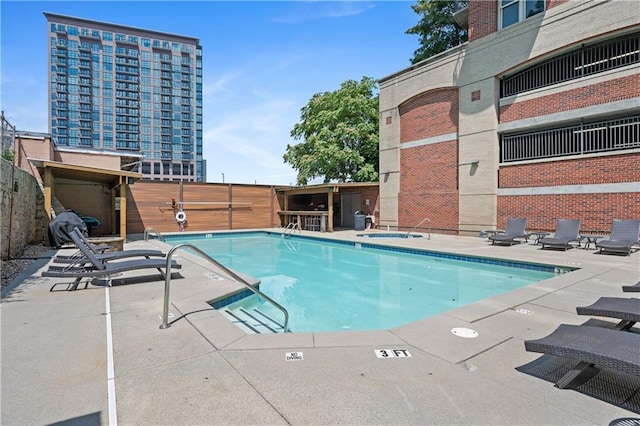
[175,211,187,223]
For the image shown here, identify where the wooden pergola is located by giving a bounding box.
[278,185,337,232]
[276,182,379,232]
[33,160,141,239]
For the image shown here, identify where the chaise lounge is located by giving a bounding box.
[524,324,640,389]
[488,217,529,246]
[539,219,581,251]
[623,281,640,292]
[53,228,165,264]
[576,296,640,330]
[595,219,640,256]
[43,227,181,291]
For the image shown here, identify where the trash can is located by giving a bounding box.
[354,211,366,231]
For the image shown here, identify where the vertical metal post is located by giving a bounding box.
[579,120,584,155]
[228,183,232,230]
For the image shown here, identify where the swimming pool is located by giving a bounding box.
[166,232,567,333]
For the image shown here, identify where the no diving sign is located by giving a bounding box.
[285,352,303,361]
[375,349,412,358]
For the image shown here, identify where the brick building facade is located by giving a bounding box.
[379,0,640,235]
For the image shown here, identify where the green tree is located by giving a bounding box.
[2,147,15,162]
[284,77,379,185]
[406,0,468,64]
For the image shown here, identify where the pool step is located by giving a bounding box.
[223,307,286,334]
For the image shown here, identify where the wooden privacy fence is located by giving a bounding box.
[126,180,283,234]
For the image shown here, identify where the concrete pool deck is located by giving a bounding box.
[2,229,639,425]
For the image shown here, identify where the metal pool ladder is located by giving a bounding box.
[406,217,431,239]
[144,227,165,242]
[159,243,290,332]
[283,222,301,237]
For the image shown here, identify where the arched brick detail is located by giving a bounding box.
[399,88,459,143]
[398,87,460,233]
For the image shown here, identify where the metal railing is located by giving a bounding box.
[159,243,290,332]
[501,115,640,163]
[144,227,165,242]
[406,217,431,240]
[501,31,640,98]
[283,222,301,238]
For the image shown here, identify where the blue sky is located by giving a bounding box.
[1,1,419,185]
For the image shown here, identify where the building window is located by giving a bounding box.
[500,0,544,29]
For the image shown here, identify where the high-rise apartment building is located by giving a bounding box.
[45,12,204,182]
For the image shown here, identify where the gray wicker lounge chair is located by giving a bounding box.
[488,217,528,246]
[53,228,165,264]
[540,219,581,250]
[595,219,640,256]
[576,296,640,330]
[623,281,640,292]
[43,227,181,291]
[524,324,640,389]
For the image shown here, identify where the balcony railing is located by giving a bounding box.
[501,32,640,98]
[500,115,640,163]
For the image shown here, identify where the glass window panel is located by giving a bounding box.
[502,3,519,28]
[526,0,545,18]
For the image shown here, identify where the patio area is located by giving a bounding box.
[1,230,639,425]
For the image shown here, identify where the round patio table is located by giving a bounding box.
[529,231,550,245]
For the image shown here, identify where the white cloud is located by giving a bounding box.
[272,1,376,24]
[202,95,301,185]
[202,70,245,97]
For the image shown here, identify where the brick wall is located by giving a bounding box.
[398,87,459,233]
[468,0,497,42]
[399,141,459,233]
[500,75,640,122]
[497,193,640,233]
[497,152,640,232]
[547,0,571,10]
[469,0,570,42]
[399,191,459,234]
[499,153,640,187]
[399,88,459,142]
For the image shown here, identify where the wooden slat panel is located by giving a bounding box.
[127,181,278,233]
[127,181,378,234]
[127,181,181,233]
[231,185,275,229]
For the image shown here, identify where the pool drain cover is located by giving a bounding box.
[451,327,478,338]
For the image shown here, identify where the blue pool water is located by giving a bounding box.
[167,232,565,333]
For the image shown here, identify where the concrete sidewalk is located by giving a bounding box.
[2,230,639,425]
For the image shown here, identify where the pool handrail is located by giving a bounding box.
[283,222,301,238]
[159,243,290,332]
[406,218,431,240]
[144,227,165,242]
